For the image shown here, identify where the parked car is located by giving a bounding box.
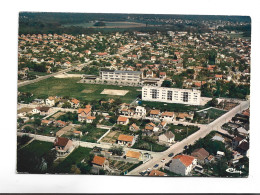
[168,153,174,157]
[154,164,159,168]
[146,168,152,172]
[161,158,166,163]
[140,170,147,176]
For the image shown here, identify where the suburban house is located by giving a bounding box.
[169,155,197,176]
[158,131,175,144]
[86,116,96,124]
[41,119,52,126]
[144,122,157,135]
[125,150,142,161]
[150,110,160,118]
[54,137,74,157]
[129,123,140,132]
[54,120,67,127]
[148,170,166,176]
[158,121,167,130]
[117,134,136,147]
[191,148,209,164]
[70,98,80,108]
[73,130,82,136]
[117,116,129,125]
[134,106,147,118]
[45,96,56,107]
[36,106,51,116]
[78,105,92,122]
[161,111,174,122]
[236,140,249,157]
[91,155,109,170]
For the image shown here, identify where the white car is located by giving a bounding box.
[146,168,152,172]
[161,158,166,163]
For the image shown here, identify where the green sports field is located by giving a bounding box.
[18,77,141,103]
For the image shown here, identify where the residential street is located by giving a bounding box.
[127,100,250,175]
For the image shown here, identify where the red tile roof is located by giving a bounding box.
[54,137,69,147]
[92,155,106,166]
[118,134,134,142]
[173,155,195,167]
[117,116,128,122]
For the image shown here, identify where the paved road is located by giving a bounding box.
[127,100,250,175]
[17,132,159,157]
[18,62,90,88]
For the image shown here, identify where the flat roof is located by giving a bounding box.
[101,70,142,74]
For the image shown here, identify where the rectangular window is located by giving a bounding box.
[167,91,173,100]
[183,92,189,102]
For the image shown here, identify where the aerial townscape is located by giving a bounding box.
[17,12,250,177]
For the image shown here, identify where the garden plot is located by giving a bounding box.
[100,89,129,96]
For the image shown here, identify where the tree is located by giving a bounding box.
[34,118,41,127]
[210,97,218,107]
[109,146,123,156]
[161,80,172,88]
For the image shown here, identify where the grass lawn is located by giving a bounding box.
[132,139,169,152]
[54,147,92,173]
[80,128,108,143]
[169,124,200,141]
[19,140,54,157]
[19,77,141,103]
[195,108,227,124]
[29,71,50,76]
[17,140,54,173]
[141,101,207,112]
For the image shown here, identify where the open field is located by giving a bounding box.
[80,128,108,143]
[168,124,200,141]
[18,77,141,103]
[100,130,123,144]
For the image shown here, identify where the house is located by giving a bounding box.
[148,170,166,176]
[158,131,175,144]
[41,119,52,126]
[232,136,244,148]
[169,155,197,176]
[54,137,74,156]
[91,155,109,170]
[159,72,166,79]
[78,105,92,122]
[176,112,193,121]
[129,123,140,132]
[117,134,136,147]
[150,109,160,118]
[54,120,67,127]
[117,116,129,125]
[144,122,156,135]
[70,98,80,108]
[191,148,209,164]
[236,140,249,157]
[31,108,41,114]
[159,121,167,130]
[125,150,142,161]
[237,126,249,136]
[36,106,51,116]
[134,106,146,118]
[73,130,82,136]
[161,112,174,122]
[45,96,56,107]
[86,116,96,124]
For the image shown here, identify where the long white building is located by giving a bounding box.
[142,86,201,105]
[100,70,142,82]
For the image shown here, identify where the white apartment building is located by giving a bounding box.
[100,70,142,83]
[142,86,201,105]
